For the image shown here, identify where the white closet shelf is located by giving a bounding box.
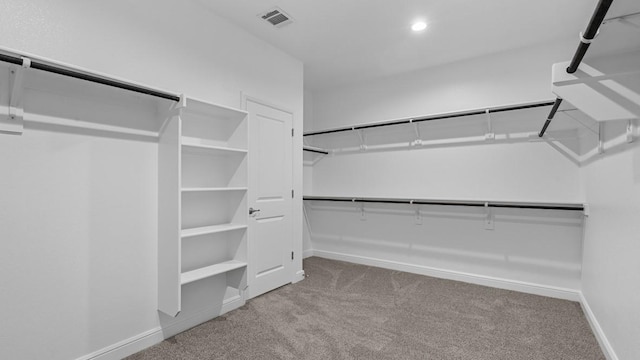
[183,97,248,120]
[180,260,247,285]
[181,136,247,154]
[303,195,585,211]
[181,223,247,238]
[181,187,248,192]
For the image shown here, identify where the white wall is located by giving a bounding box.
[311,40,575,131]
[580,128,640,360]
[305,41,585,296]
[0,1,303,359]
[312,142,581,202]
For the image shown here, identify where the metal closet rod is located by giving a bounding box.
[538,97,564,137]
[303,196,584,211]
[303,101,555,137]
[0,53,180,102]
[538,0,614,137]
[303,147,330,155]
[567,0,614,74]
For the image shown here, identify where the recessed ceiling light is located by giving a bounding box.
[411,21,427,32]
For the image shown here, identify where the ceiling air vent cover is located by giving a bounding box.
[259,7,293,28]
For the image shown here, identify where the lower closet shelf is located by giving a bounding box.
[180,260,247,285]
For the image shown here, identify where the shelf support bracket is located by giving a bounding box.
[411,200,423,225]
[485,109,495,141]
[598,122,605,154]
[410,119,423,147]
[484,202,494,230]
[356,129,367,151]
[1,57,30,135]
[583,203,590,217]
[352,198,367,221]
[627,120,635,143]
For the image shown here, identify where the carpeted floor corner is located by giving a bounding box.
[127,257,604,360]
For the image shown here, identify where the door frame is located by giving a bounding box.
[242,94,300,299]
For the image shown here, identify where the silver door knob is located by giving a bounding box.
[249,207,261,215]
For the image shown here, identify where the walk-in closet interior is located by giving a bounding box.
[1,0,639,359]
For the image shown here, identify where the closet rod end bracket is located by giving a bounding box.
[1,64,26,135]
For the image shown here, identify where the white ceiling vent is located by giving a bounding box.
[259,7,293,28]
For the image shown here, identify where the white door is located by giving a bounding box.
[246,98,293,299]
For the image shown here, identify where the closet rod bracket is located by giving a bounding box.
[626,120,635,143]
[356,129,367,151]
[413,201,423,225]
[484,202,494,230]
[2,57,30,135]
[410,119,423,147]
[598,123,605,154]
[484,109,495,141]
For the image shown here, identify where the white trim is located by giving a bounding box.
[303,249,315,259]
[579,292,619,360]
[312,249,580,301]
[74,327,164,360]
[75,296,246,360]
[221,294,246,314]
[293,269,306,283]
[74,261,616,360]
[161,300,245,339]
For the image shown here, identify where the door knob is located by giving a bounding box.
[249,207,261,215]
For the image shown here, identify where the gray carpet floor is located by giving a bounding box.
[127,257,604,360]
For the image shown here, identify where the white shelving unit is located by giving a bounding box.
[158,96,248,317]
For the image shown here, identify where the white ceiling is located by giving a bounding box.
[197,0,640,90]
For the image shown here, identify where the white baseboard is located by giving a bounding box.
[302,249,314,259]
[78,256,613,360]
[312,249,580,301]
[293,269,306,283]
[76,297,246,360]
[74,327,164,360]
[162,298,245,339]
[221,294,245,315]
[579,292,619,360]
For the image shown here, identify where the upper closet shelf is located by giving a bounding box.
[303,100,555,137]
[0,47,247,138]
[179,97,247,121]
[304,196,585,212]
[301,99,588,156]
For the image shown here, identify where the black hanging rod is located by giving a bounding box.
[567,0,614,74]
[538,97,564,137]
[303,101,555,137]
[303,196,584,211]
[539,0,614,137]
[303,147,329,155]
[0,52,180,102]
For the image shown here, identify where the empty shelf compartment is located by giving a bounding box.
[180,260,247,285]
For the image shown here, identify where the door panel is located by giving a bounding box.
[247,99,293,298]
